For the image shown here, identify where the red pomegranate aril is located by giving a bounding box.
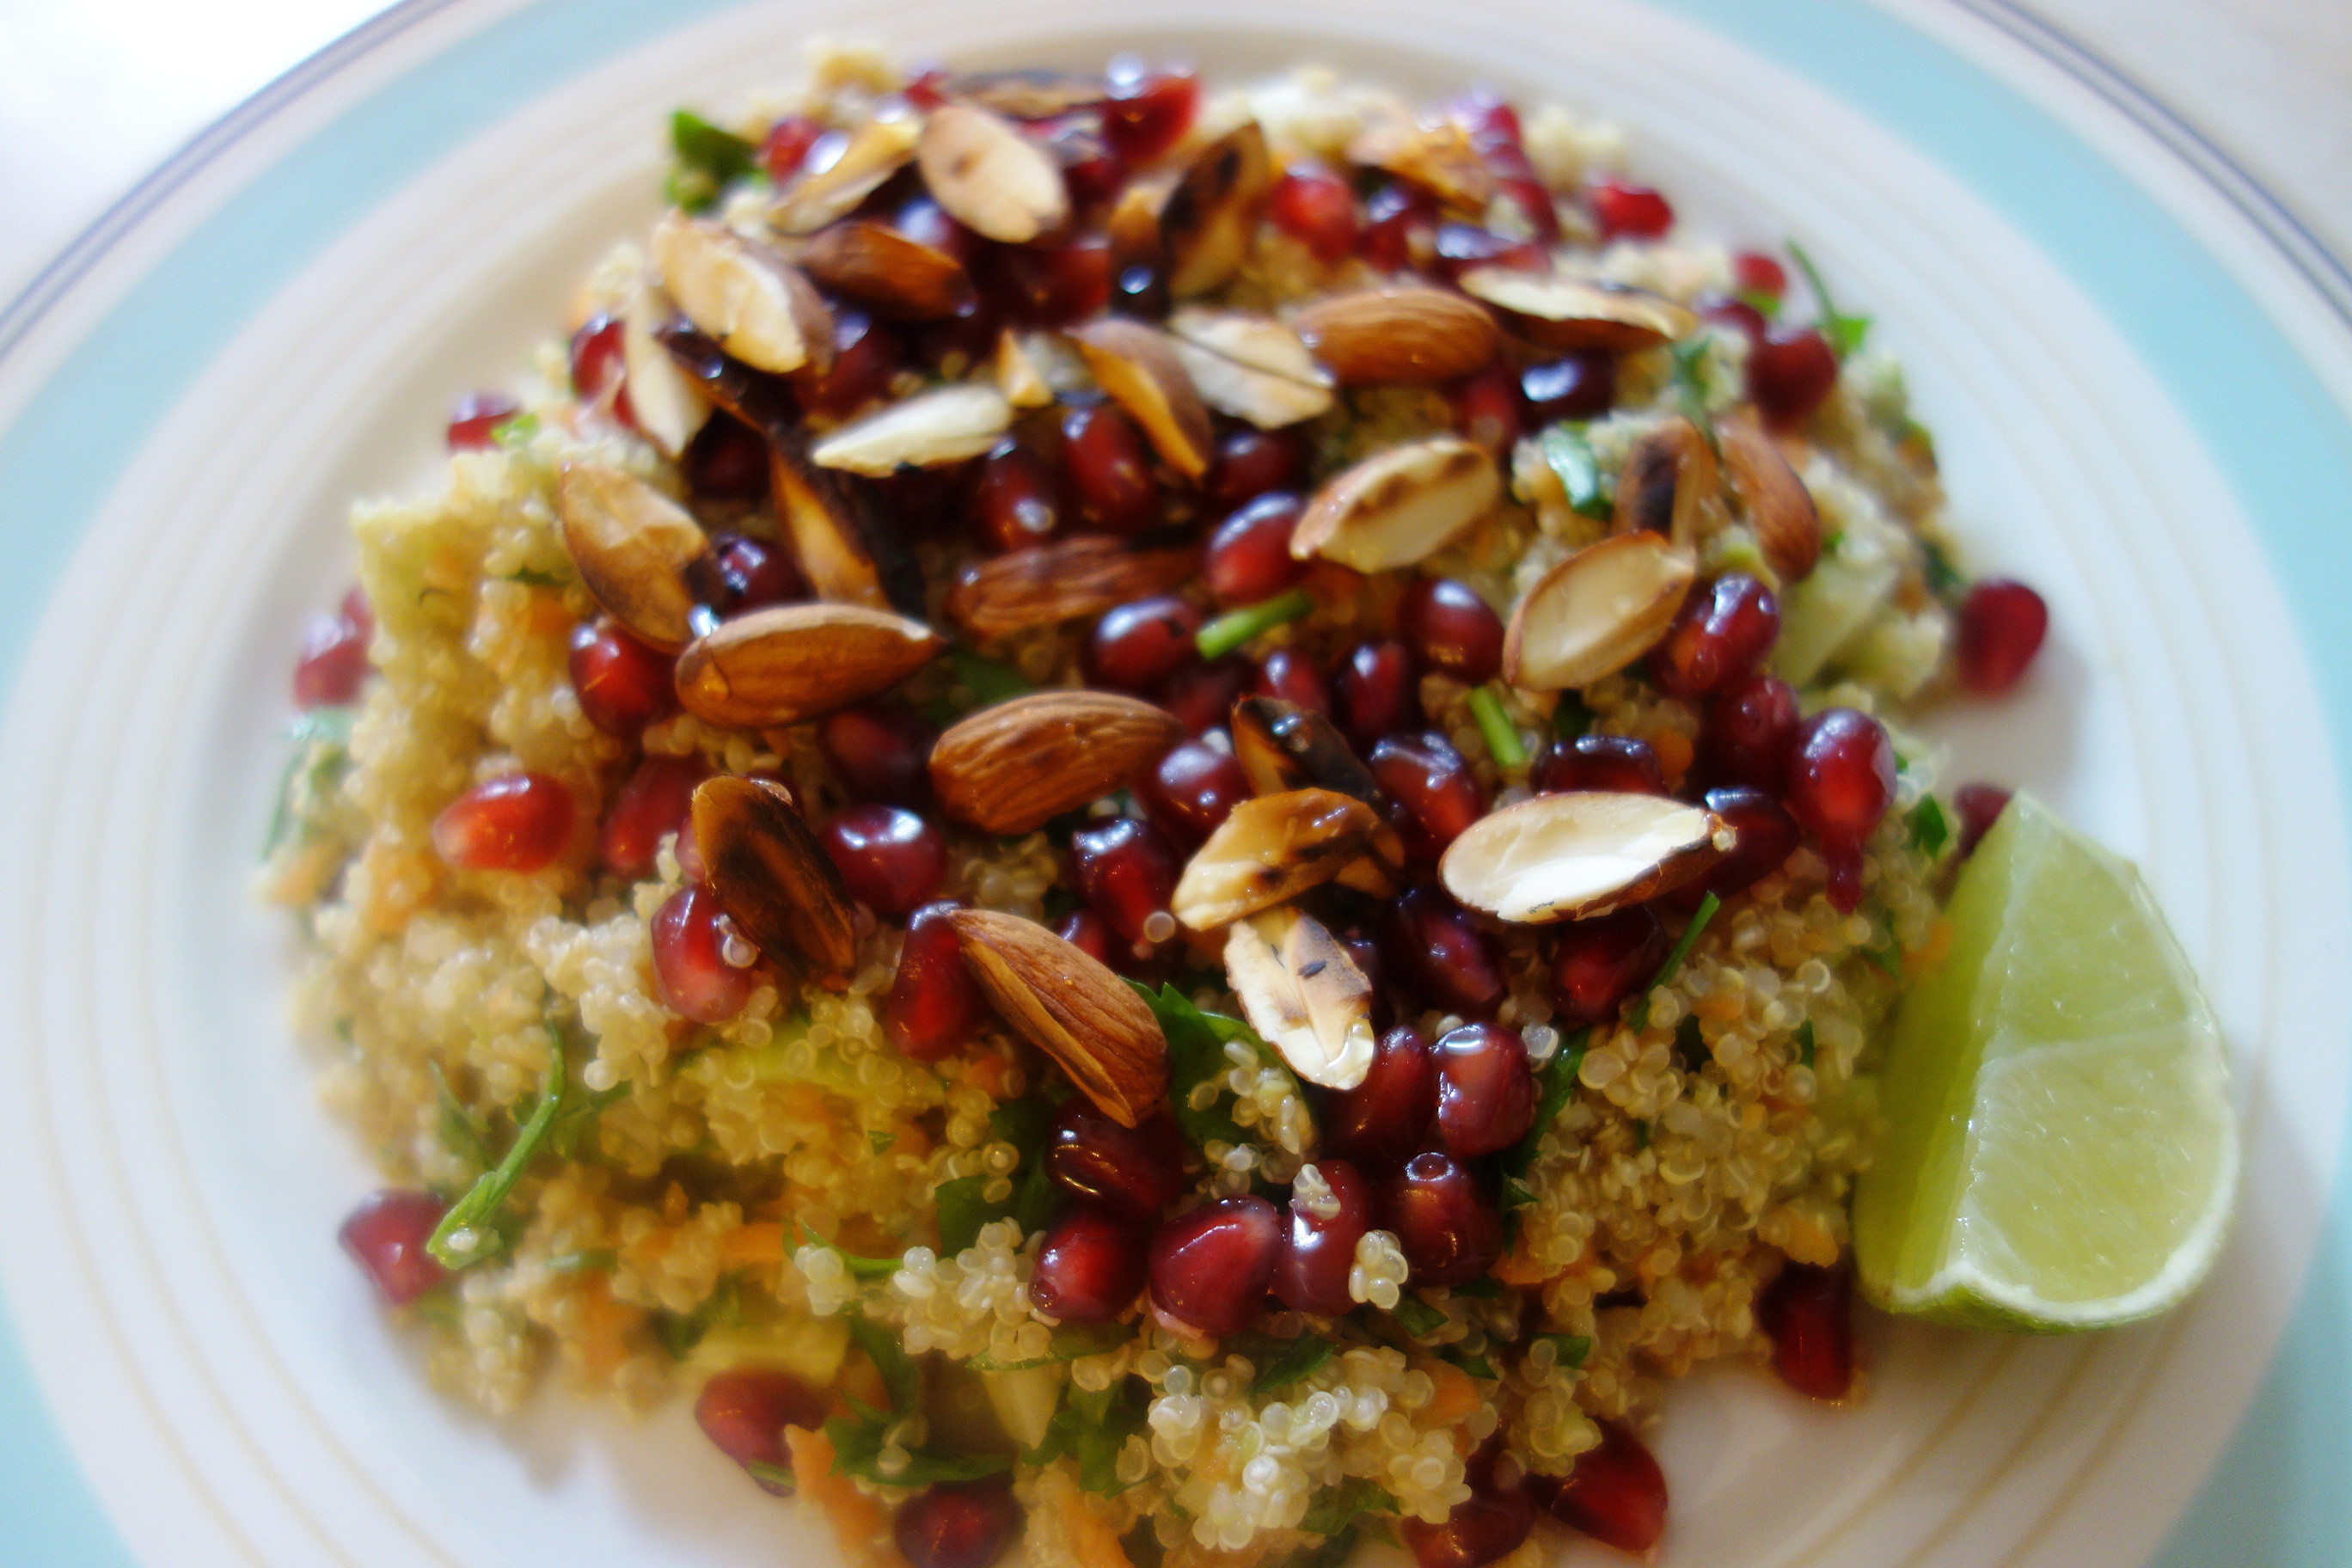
[1698,291,1769,344]
[1039,116,1127,213]
[759,113,827,184]
[1534,1419,1668,1554]
[1030,1206,1150,1324]
[1160,657,1250,735]
[570,620,677,737]
[1698,673,1800,793]
[1379,1149,1502,1286]
[652,884,760,1024]
[340,1190,448,1306]
[1057,906,1118,966]
[894,1479,1023,1568]
[1268,165,1359,262]
[569,313,634,427]
[1069,816,1181,946]
[1204,493,1308,605]
[600,754,711,881]
[971,439,1063,552]
[896,194,983,270]
[1522,352,1617,424]
[1401,1487,1535,1568]
[1359,181,1437,273]
[1649,573,1780,698]
[446,391,520,451]
[1434,1021,1536,1157]
[432,773,573,872]
[1087,596,1203,693]
[1334,640,1420,752]
[901,68,952,111]
[1204,429,1307,512]
[1734,250,1788,299]
[1953,782,2012,855]
[822,804,948,916]
[794,309,903,422]
[1148,1194,1282,1337]
[1062,401,1162,535]
[1324,1026,1436,1171]
[886,902,987,1061]
[1749,327,1840,432]
[1273,1160,1372,1317]
[1102,64,1199,163]
[1552,906,1669,1028]
[1253,648,1332,717]
[1493,174,1560,243]
[1784,708,1895,912]
[683,414,772,500]
[699,532,805,616]
[1956,579,2049,695]
[914,293,1005,376]
[1400,578,1505,685]
[1453,361,1525,456]
[695,1367,828,1490]
[294,601,371,708]
[1448,88,1523,151]
[1531,732,1665,796]
[1135,738,1250,848]
[1369,733,1485,863]
[1699,787,1802,899]
[1589,180,1674,242]
[1378,885,1506,1017]
[1433,222,1547,285]
[1047,1099,1189,1221]
[1757,1259,1856,1400]
[818,704,937,806]
[991,236,1113,327]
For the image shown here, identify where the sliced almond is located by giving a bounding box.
[800,219,974,322]
[1171,788,1381,930]
[1439,791,1730,923]
[1229,696,1381,805]
[652,212,834,376]
[1165,309,1333,429]
[1719,410,1821,584]
[1501,532,1697,691]
[947,909,1168,1127]
[618,274,711,459]
[809,383,1014,475]
[930,692,1186,835]
[768,432,891,609]
[1612,416,1724,553]
[772,114,921,235]
[1224,908,1375,1091]
[945,536,1197,638]
[1290,287,1498,385]
[1289,436,1500,573]
[1069,320,1215,479]
[674,603,945,728]
[691,775,858,981]
[1161,121,1272,297]
[918,104,1070,245]
[946,70,1106,119]
[555,462,708,650]
[1346,113,1496,211]
[1456,270,1695,354]
[994,328,1055,411]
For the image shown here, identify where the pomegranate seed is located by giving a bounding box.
[339,1190,448,1305]
[1369,732,1485,862]
[1448,89,1523,150]
[1324,1026,1436,1172]
[1204,428,1307,511]
[445,391,519,451]
[1589,180,1674,241]
[1697,292,1768,343]
[912,294,1004,376]
[1650,573,1779,699]
[1522,352,1617,425]
[990,236,1113,327]
[971,439,1063,552]
[600,754,710,882]
[1783,708,1895,911]
[1531,733,1665,796]
[1432,223,1546,284]
[1734,251,1788,299]
[1400,1487,1535,1568]
[1272,1160,1372,1317]
[696,1367,827,1490]
[1358,181,1437,273]
[1378,1149,1502,1286]
[1253,648,1332,717]
[570,620,677,737]
[698,532,805,616]
[569,313,633,426]
[793,309,903,422]
[1492,175,1560,244]
[1551,906,1668,1027]
[1749,327,1840,431]
[1057,906,1118,966]
[895,1479,1022,1568]
[1334,640,1420,753]
[1400,579,1504,685]
[432,773,573,872]
[1698,674,1800,793]
[1159,658,1249,735]
[901,68,952,111]
[1031,1206,1149,1324]
[759,114,827,183]
[294,600,371,708]
[1531,1420,1668,1554]
[1047,1099,1188,1220]
[1453,362,1525,456]
[1135,738,1249,847]
[875,465,965,541]
[1377,885,1505,1016]
[1087,596,1203,692]
[1148,1194,1282,1337]
[896,194,984,270]
[1268,165,1359,262]
[1038,117,1127,214]
[1204,493,1308,606]
[652,884,760,1023]
[822,804,948,916]
[818,704,937,805]
[1956,579,2049,695]
[1954,783,2012,854]
[1102,64,1199,163]
[683,415,772,500]
[886,902,986,1061]
[1069,816,1181,945]
[1062,401,1162,535]
[1433,1022,1535,1157]
[1699,787,1802,899]
[1757,1259,1855,1400]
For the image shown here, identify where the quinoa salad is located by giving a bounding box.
[260,43,2216,1568]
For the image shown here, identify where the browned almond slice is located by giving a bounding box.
[652,212,834,376]
[1161,121,1272,297]
[799,219,973,322]
[1289,436,1500,573]
[1223,908,1375,1090]
[946,908,1168,1127]
[944,536,1197,638]
[930,692,1185,836]
[771,114,921,235]
[1456,270,1696,354]
[1171,788,1381,930]
[1345,113,1496,211]
[1167,309,1331,386]
[809,384,1014,475]
[1613,416,1724,553]
[555,462,709,650]
[1501,532,1697,691]
[674,603,944,728]
[994,328,1054,411]
[1719,409,1822,584]
[917,104,1071,244]
[1230,695,1381,804]
[945,70,1106,119]
[1439,790,1730,923]
[618,274,711,458]
[1165,309,1333,429]
[1290,286,1498,385]
[691,775,858,981]
[1069,319,1215,479]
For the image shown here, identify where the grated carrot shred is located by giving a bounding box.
[786,1425,910,1568]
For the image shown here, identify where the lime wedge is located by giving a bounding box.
[1853,793,2237,1331]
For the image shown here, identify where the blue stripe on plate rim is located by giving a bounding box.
[0,0,2344,1562]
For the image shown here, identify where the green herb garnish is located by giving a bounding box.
[1787,240,1871,358]
[742,1460,796,1494]
[1673,1014,1709,1068]
[1301,1481,1398,1539]
[500,566,568,589]
[1628,892,1719,1032]
[1239,1332,1334,1394]
[1669,336,1722,460]
[966,1321,1133,1372]
[654,1271,743,1359]
[1129,982,1290,1152]
[1467,684,1527,770]
[1920,537,1966,598]
[261,706,356,858]
[1197,588,1314,661]
[947,646,1034,710]
[1538,423,1613,520]
[795,1223,902,1281]
[1500,1029,1589,1240]
[1535,1332,1593,1369]
[1795,1020,1816,1069]
[1553,690,1596,739]
[426,1030,569,1269]
[1027,1377,1148,1495]
[546,1249,616,1274]
[1908,796,1951,855]
[430,1060,492,1174]
[491,410,540,448]
[665,109,757,213]
[1389,1294,1448,1338]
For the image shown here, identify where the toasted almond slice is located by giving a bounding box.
[618,275,711,459]
[1289,436,1500,573]
[675,603,944,728]
[1172,788,1381,930]
[1290,287,1498,385]
[1440,791,1730,923]
[1162,121,1272,297]
[1456,270,1695,354]
[947,909,1168,1126]
[994,328,1055,410]
[652,212,834,376]
[918,104,1071,244]
[945,536,1197,638]
[1230,696,1381,804]
[1167,309,1331,386]
[1612,416,1724,553]
[946,70,1106,119]
[1346,113,1496,211]
[772,114,921,235]
[1069,320,1216,479]
[1503,532,1696,692]
[1719,409,1822,584]
[800,219,974,322]
[1224,908,1375,1090]
[555,462,708,650]
[930,692,1186,836]
[809,383,1014,475]
[1165,309,1333,429]
[691,775,858,980]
